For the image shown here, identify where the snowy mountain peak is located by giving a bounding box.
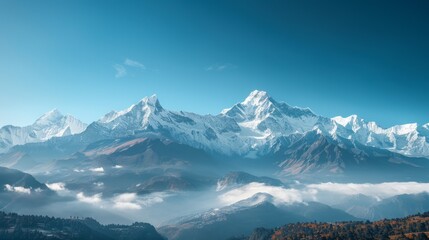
[219,90,321,139]
[34,109,64,126]
[390,123,418,135]
[332,115,358,126]
[333,115,420,136]
[99,94,163,124]
[330,114,429,157]
[139,94,159,105]
[243,90,270,106]
[332,115,364,132]
[137,94,163,111]
[222,90,315,119]
[0,110,87,152]
[220,90,272,118]
[31,109,87,140]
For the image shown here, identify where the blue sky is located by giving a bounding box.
[0,0,428,127]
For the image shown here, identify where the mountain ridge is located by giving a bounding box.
[87,90,429,158]
[0,109,87,153]
[1,90,428,166]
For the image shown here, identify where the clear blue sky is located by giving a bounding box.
[1,0,428,127]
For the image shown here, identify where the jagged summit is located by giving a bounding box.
[0,110,87,152]
[332,114,429,157]
[222,90,315,118]
[34,110,87,137]
[138,94,161,107]
[136,94,163,111]
[332,115,364,132]
[242,90,271,106]
[34,109,63,125]
[99,94,163,124]
[32,109,87,136]
[220,90,320,139]
[332,114,359,126]
[333,115,420,135]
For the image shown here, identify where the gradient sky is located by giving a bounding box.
[0,0,428,128]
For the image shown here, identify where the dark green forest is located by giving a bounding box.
[0,211,165,240]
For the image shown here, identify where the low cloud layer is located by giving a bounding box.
[89,167,104,173]
[4,184,31,194]
[308,182,429,199]
[113,193,142,210]
[219,182,312,206]
[113,192,166,210]
[219,182,429,206]
[46,182,66,191]
[73,190,167,210]
[77,192,102,204]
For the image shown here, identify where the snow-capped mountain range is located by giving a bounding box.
[331,115,429,157]
[90,90,326,156]
[0,109,87,153]
[1,90,428,159]
[91,90,429,158]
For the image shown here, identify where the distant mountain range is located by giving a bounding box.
[334,192,429,220]
[2,90,428,158]
[63,90,429,158]
[1,90,428,179]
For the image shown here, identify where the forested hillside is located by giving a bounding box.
[233,212,429,240]
[0,212,165,240]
